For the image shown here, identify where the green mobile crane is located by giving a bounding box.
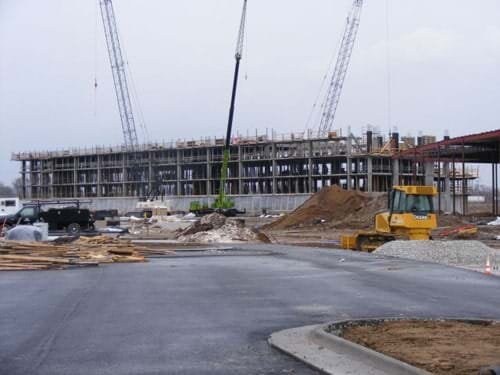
[191,0,247,215]
[213,0,248,209]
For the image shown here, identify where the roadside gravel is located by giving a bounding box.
[375,240,500,270]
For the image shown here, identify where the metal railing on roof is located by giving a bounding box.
[10,130,353,161]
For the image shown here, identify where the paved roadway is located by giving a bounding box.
[1,244,500,375]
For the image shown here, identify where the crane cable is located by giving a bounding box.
[386,0,393,133]
[93,0,99,120]
[303,46,339,137]
[303,1,352,137]
[115,20,150,144]
[93,0,149,144]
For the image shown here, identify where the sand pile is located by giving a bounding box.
[266,185,387,230]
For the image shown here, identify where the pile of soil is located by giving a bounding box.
[266,186,387,230]
[343,320,500,375]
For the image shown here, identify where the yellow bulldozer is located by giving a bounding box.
[341,185,438,252]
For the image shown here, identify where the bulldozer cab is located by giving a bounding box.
[390,186,436,216]
[341,185,438,252]
[383,185,438,240]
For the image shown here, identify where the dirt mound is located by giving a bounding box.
[266,185,387,230]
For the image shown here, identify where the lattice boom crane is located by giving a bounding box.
[317,0,363,138]
[99,0,139,150]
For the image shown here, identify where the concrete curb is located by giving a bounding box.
[269,320,433,375]
[311,324,430,375]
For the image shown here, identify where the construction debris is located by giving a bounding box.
[266,185,387,230]
[0,236,175,271]
[436,224,478,239]
[177,215,258,243]
[487,217,500,226]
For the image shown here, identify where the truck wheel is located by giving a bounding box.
[67,223,81,235]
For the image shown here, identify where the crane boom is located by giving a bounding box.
[99,0,139,149]
[224,0,247,152]
[214,0,248,209]
[317,0,363,137]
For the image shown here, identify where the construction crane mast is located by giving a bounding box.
[317,0,363,137]
[213,0,248,209]
[99,0,139,150]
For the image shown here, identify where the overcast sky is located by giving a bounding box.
[1,0,499,185]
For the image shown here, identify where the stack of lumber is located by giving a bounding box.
[73,236,176,258]
[0,236,175,271]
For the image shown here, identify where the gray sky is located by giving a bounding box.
[1,0,500,184]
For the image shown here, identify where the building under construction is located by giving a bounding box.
[14,129,466,198]
[13,131,397,200]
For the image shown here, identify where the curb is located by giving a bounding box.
[269,319,435,375]
[311,324,430,374]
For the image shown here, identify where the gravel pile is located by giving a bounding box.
[374,240,500,268]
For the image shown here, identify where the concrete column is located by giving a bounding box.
[45,159,54,198]
[122,154,127,197]
[272,143,277,194]
[238,145,243,195]
[74,158,79,198]
[392,159,400,186]
[21,161,26,199]
[438,162,450,213]
[308,141,313,193]
[176,149,182,196]
[346,157,352,190]
[97,155,102,197]
[148,151,153,195]
[367,156,373,192]
[346,136,352,190]
[206,148,211,195]
[424,161,434,186]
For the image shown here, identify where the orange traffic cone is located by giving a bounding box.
[485,256,492,275]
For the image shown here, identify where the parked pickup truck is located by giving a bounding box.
[3,205,95,234]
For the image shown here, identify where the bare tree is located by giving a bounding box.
[12,177,23,198]
[0,182,15,197]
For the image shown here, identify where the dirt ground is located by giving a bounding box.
[342,320,500,375]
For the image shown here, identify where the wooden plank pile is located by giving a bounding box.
[0,236,175,271]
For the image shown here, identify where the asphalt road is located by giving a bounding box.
[1,244,500,375]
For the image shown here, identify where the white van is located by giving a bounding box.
[0,198,21,217]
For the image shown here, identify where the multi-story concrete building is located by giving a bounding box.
[12,132,395,207]
[13,130,475,213]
